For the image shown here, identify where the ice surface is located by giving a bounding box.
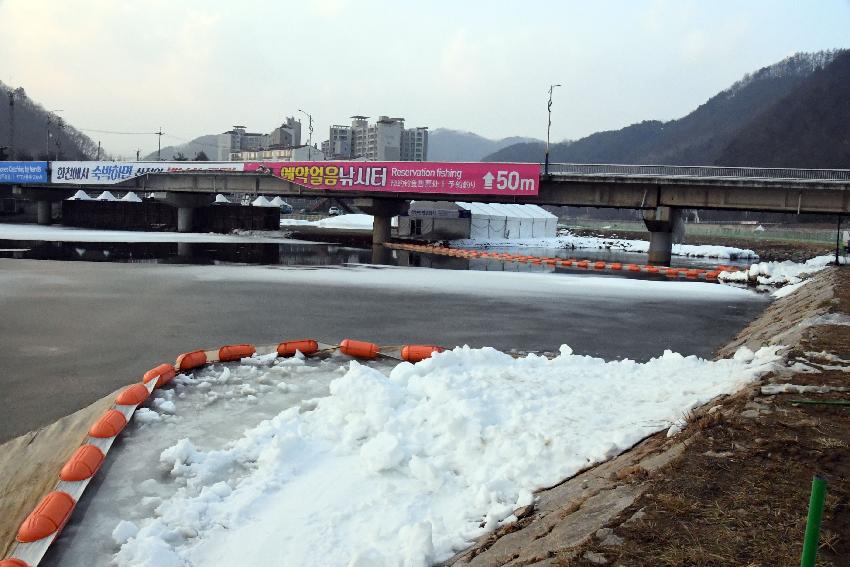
[44,345,782,567]
[280,214,398,230]
[186,263,757,302]
[43,354,380,567]
[0,223,304,244]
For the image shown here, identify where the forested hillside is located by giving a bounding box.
[0,82,100,160]
[485,51,846,168]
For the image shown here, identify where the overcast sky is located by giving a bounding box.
[2,0,849,158]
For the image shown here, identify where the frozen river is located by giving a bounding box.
[0,256,768,443]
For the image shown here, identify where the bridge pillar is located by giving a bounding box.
[36,200,54,225]
[177,207,195,233]
[643,206,683,266]
[152,192,215,233]
[354,198,408,246]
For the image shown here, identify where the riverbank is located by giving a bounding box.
[445,267,850,566]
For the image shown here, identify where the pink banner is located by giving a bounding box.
[243,161,539,196]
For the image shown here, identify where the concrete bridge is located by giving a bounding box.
[9,163,850,264]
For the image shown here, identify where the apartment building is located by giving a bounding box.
[321,115,428,161]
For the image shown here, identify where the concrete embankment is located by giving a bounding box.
[445,268,850,566]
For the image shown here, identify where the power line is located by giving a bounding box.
[77,127,162,135]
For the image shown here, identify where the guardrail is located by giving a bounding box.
[546,163,850,182]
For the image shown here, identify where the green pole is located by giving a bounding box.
[801,475,827,567]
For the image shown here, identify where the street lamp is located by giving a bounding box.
[545,84,561,175]
[45,110,63,160]
[297,108,313,160]
[8,92,16,160]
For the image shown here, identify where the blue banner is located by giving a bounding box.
[0,161,49,184]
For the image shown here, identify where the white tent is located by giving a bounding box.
[67,190,92,201]
[458,202,557,240]
[269,196,285,207]
[251,196,275,207]
[96,191,118,201]
[214,194,231,204]
[121,191,142,202]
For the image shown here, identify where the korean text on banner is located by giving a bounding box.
[0,161,48,184]
[245,162,540,196]
[51,162,246,185]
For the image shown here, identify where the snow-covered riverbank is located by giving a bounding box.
[452,232,759,260]
[48,345,781,567]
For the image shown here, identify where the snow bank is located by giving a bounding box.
[115,345,781,567]
[719,254,845,291]
[452,232,758,260]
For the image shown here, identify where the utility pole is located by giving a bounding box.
[45,110,62,160]
[545,84,561,176]
[298,109,313,160]
[136,149,141,162]
[96,141,101,160]
[156,128,163,161]
[55,117,64,160]
[8,91,15,161]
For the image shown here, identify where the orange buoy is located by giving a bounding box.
[645,265,659,273]
[218,344,256,362]
[627,264,640,272]
[277,339,319,357]
[610,262,622,270]
[142,363,177,387]
[59,444,105,482]
[0,559,30,567]
[16,491,75,543]
[176,350,207,372]
[88,409,127,438]
[401,345,444,363]
[116,383,150,406]
[593,261,606,270]
[577,260,589,268]
[559,259,573,266]
[706,271,720,280]
[339,339,380,359]
[666,268,679,277]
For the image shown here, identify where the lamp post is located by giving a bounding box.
[297,109,313,160]
[45,110,63,160]
[8,91,15,161]
[545,84,561,175]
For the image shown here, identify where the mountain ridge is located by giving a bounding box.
[484,50,847,168]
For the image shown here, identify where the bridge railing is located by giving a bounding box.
[546,163,850,182]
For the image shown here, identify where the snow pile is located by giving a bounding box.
[67,190,93,201]
[452,232,758,260]
[121,192,143,202]
[719,255,844,290]
[96,191,119,201]
[115,344,781,567]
